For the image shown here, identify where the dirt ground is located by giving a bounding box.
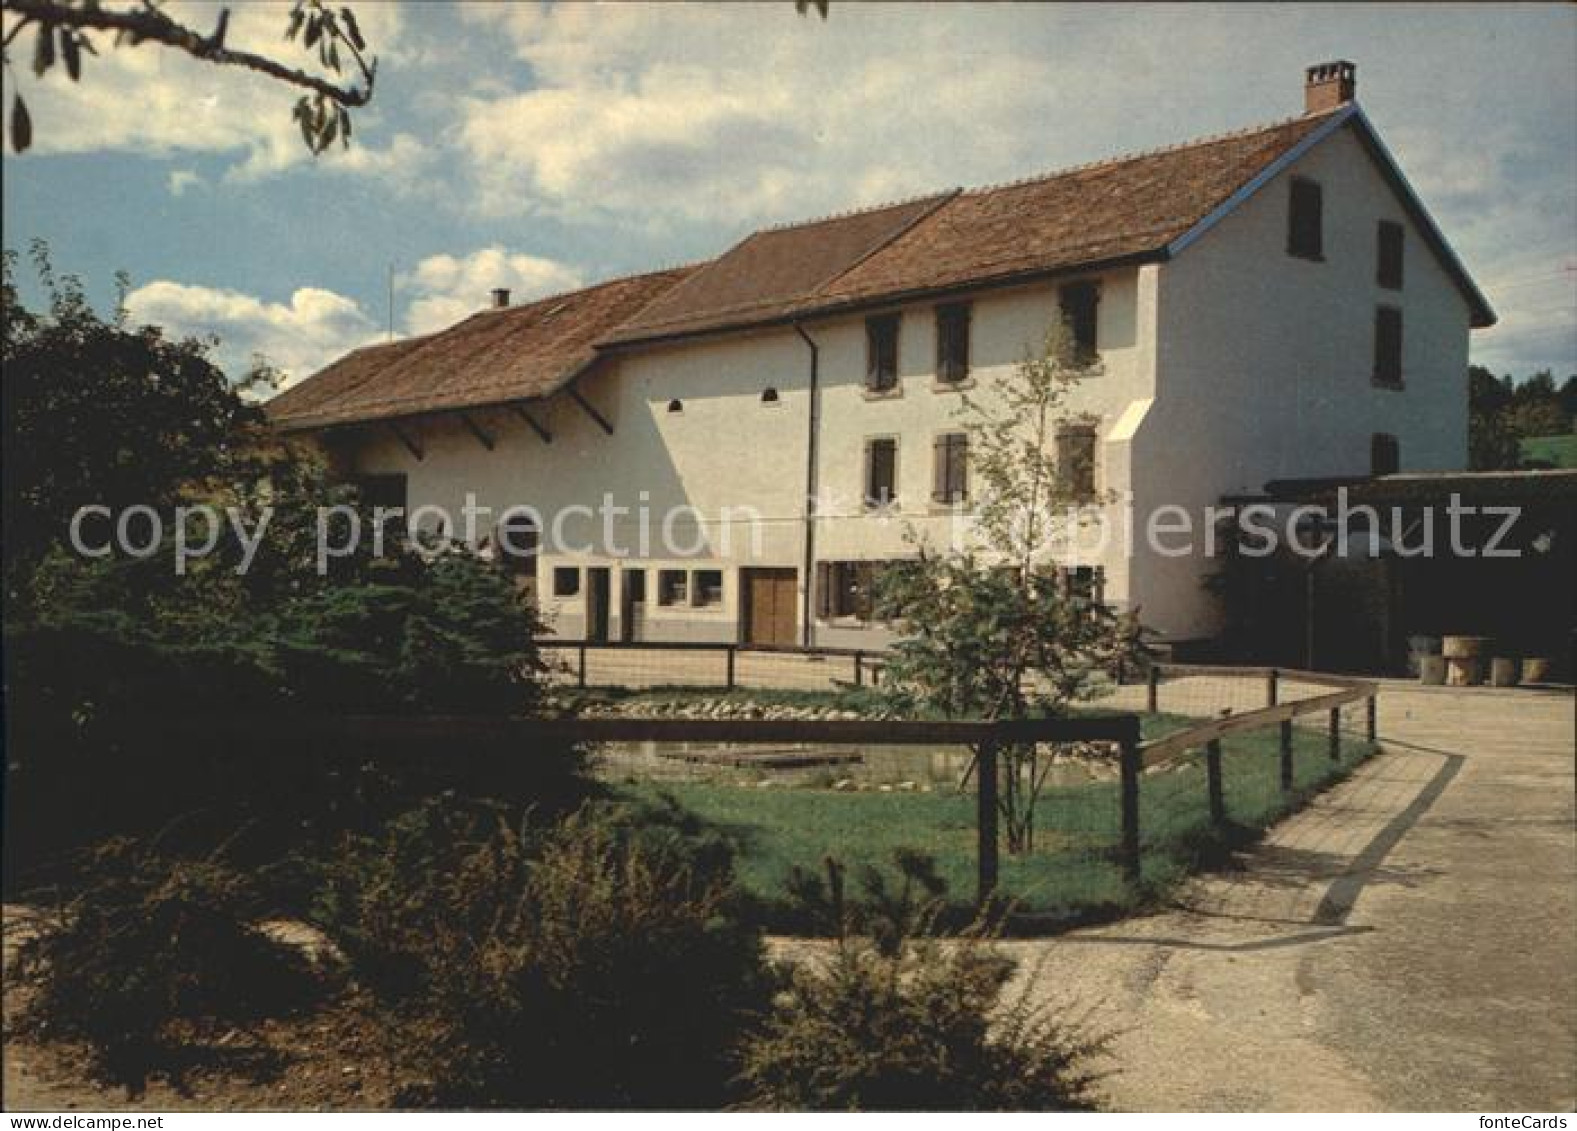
[5,681,1573,1111]
[1004,682,1576,1111]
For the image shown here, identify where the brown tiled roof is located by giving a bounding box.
[606,111,1340,345]
[264,334,431,425]
[267,266,697,430]
[273,103,1491,431]
[615,193,957,341]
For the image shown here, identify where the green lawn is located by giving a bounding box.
[617,717,1377,929]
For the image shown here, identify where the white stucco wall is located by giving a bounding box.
[1129,120,1475,640]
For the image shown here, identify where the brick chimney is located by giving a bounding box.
[1305,60,1356,114]
[491,287,511,309]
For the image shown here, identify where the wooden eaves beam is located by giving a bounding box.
[512,404,552,443]
[388,421,424,461]
[567,386,614,436]
[459,412,496,451]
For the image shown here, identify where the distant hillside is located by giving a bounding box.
[1520,434,1577,469]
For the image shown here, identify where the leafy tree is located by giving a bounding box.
[876,322,1144,852]
[2,0,375,154]
[1469,363,1575,470]
[1,243,267,604]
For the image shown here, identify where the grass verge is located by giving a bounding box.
[615,717,1378,931]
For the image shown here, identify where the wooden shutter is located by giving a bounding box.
[1056,425,1096,498]
[1059,282,1099,363]
[1377,221,1404,289]
[854,562,875,621]
[936,303,970,383]
[1374,308,1402,385]
[815,562,833,620]
[1288,178,1322,259]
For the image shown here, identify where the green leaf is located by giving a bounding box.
[61,29,81,82]
[10,93,32,153]
[341,8,366,51]
[304,15,322,49]
[33,23,56,77]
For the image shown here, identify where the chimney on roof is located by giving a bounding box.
[1304,60,1356,115]
[491,287,511,309]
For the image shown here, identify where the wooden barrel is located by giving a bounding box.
[1443,636,1491,687]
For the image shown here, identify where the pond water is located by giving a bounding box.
[593,741,1111,790]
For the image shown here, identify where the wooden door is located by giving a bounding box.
[742,568,797,646]
[621,569,646,643]
[587,568,611,642]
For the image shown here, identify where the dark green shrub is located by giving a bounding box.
[740,857,1107,1111]
[11,838,325,1095]
[314,798,770,1108]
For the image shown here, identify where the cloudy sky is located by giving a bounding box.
[3,2,1573,386]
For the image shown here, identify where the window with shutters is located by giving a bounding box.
[1371,433,1400,476]
[1287,177,1323,260]
[552,567,580,597]
[932,432,968,504]
[865,314,900,392]
[657,569,688,606]
[1377,220,1404,289]
[935,302,971,384]
[494,512,539,576]
[692,569,724,607]
[1374,306,1403,387]
[1058,281,1100,365]
[816,560,888,622]
[1056,424,1098,498]
[354,473,408,551]
[864,437,898,508]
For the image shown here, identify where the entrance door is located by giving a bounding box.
[621,569,646,643]
[587,567,611,642]
[741,568,798,647]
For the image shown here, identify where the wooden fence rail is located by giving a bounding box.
[138,664,1377,907]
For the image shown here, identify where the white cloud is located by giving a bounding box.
[167,169,205,197]
[449,3,1575,374]
[398,248,584,336]
[1,0,422,182]
[123,279,383,388]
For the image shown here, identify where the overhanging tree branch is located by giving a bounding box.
[3,0,376,153]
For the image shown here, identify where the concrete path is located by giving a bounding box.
[1008,682,1576,1111]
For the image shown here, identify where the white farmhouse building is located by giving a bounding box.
[268,63,1494,651]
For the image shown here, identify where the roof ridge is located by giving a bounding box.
[959,108,1338,198]
[470,261,707,319]
[753,188,961,235]
[718,109,1334,248]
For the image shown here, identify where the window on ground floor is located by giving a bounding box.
[553,566,580,597]
[657,569,688,606]
[692,569,725,607]
[1371,433,1400,476]
[815,560,895,622]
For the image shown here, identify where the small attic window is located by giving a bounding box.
[667,398,684,414]
[761,387,780,405]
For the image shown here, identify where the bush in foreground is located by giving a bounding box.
[11,838,324,1094]
[740,856,1107,1111]
[314,798,770,1108]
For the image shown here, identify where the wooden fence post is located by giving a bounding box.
[1328,707,1341,761]
[1266,668,1280,707]
[1146,665,1160,714]
[1119,736,1142,885]
[1279,719,1294,792]
[725,645,737,691]
[1205,738,1225,826]
[853,651,864,688]
[976,741,1000,905]
[1365,694,1377,742]
[577,644,588,689]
